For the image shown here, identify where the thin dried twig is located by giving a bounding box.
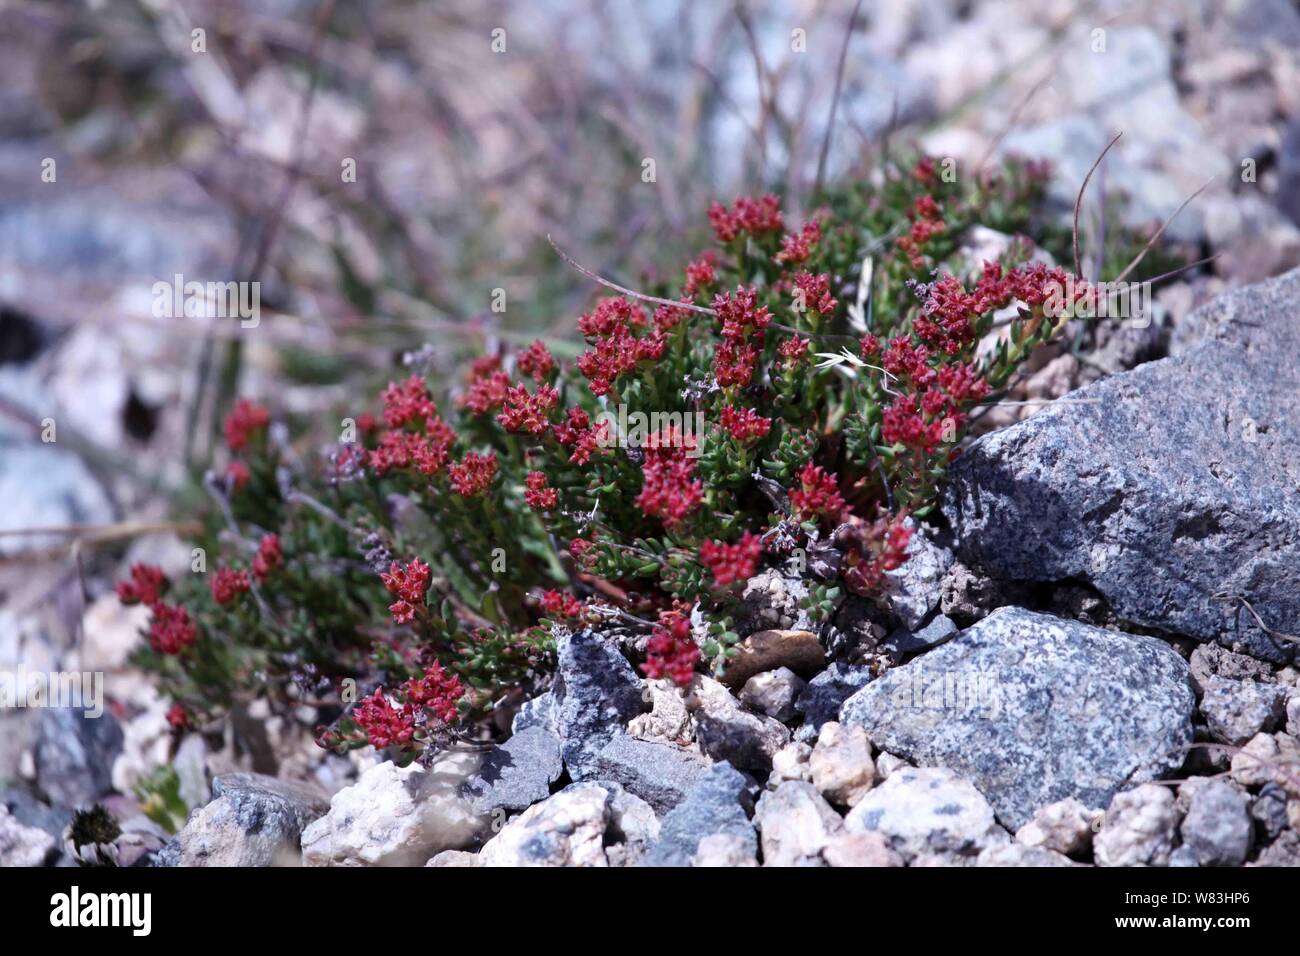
[1073,131,1122,280]
[813,0,866,197]
[1212,592,1300,645]
[1113,178,1215,284]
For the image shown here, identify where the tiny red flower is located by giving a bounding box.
[166,703,189,730]
[540,589,584,618]
[448,451,497,497]
[699,531,763,587]
[148,603,197,655]
[380,557,432,622]
[223,399,270,452]
[523,471,558,510]
[641,616,700,687]
[788,462,846,522]
[516,340,556,382]
[719,406,772,444]
[353,689,415,750]
[253,533,282,581]
[402,662,464,725]
[115,563,168,607]
[211,567,251,605]
[226,459,251,491]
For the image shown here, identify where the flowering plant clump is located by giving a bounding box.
[121,154,1108,760]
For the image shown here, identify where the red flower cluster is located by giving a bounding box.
[223,399,270,452]
[115,563,167,606]
[552,406,608,466]
[792,271,837,316]
[227,460,251,491]
[460,362,511,414]
[402,661,464,724]
[382,375,437,428]
[448,451,497,497]
[788,462,846,522]
[524,471,558,510]
[683,253,717,298]
[352,689,415,750]
[895,194,947,268]
[166,703,188,730]
[713,286,771,387]
[778,335,810,368]
[540,589,584,618]
[516,340,556,382]
[253,533,282,580]
[210,568,250,605]
[497,383,559,435]
[719,406,771,443]
[576,297,666,396]
[116,564,197,657]
[699,531,763,587]
[708,194,783,243]
[836,513,913,595]
[775,220,822,265]
[640,616,700,687]
[380,557,432,624]
[148,603,197,655]
[635,429,704,529]
[353,662,466,749]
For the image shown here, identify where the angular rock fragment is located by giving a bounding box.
[943,268,1300,664]
[155,773,330,867]
[843,766,1008,863]
[840,607,1194,829]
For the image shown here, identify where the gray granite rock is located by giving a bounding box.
[943,268,1300,664]
[688,676,789,775]
[0,804,56,866]
[884,614,958,660]
[754,781,843,866]
[881,520,953,630]
[843,766,1009,863]
[466,726,564,815]
[587,735,713,814]
[793,662,872,743]
[1199,676,1288,746]
[1180,780,1252,867]
[552,628,647,779]
[155,773,330,867]
[33,707,123,807]
[640,763,756,867]
[1251,783,1290,842]
[840,607,1194,830]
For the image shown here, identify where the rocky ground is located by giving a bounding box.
[3,1,1300,868]
[7,269,1295,868]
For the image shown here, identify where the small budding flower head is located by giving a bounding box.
[352,689,415,750]
[699,531,764,587]
[540,589,583,619]
[523,471,558,510]
[148,603,197,655]
[516,340,556,382]
[381,557,432,623]
[223,399,270,452]
[788,462,846,522]
[226,459,251,491]
[210,567,251,605]
[253,533,283,581]
[115,563,168,606]
[166,703,189,730]
[448,451,498,497]
[641,616,700,687]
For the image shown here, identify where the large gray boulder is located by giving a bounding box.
[840,607,1194,830]
[943,268,1300,663]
